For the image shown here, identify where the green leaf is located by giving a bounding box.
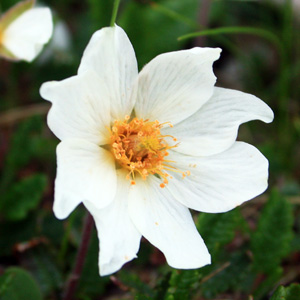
[164,269,201,300]
[0,267,42,300]
[135,294,153,300]
[0,217,37,256]
[41,213,64,245]
[118,271,154,298]
[22,246,63,297]
[77,232,109,298]
[0,174,47,221]
[251,189,293,274]
[271,284,300,300]
[7,116,43,169]
[1,116,43,188]
[153,271,172,300]
[200,252,253,299]
[197,208,245,258]
[30,136,57,165]
[253,267,283,300]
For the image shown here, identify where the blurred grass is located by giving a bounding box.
[0,0,300,299]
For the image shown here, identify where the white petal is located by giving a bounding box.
[84,170,141,276]
[40,70,111,145]
[78,25,138,120]
[2,8,53,62]
[128,176,211,269]
[164,87,274,156]
[54,139,117,219]
[134,47,221,125]
[166,142,269,213]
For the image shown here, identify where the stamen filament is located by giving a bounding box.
[109,116,188,187]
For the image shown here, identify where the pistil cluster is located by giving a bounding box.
[109,116,189,187]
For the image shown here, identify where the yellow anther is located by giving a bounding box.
[109,117,189,187]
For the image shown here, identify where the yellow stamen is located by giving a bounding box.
[109,116,188,187]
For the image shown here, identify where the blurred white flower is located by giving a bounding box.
[0,0,53,62]
[272,0,300,12]
[40,25,274,276]
[50,21,70,51]
[38,20,72,64]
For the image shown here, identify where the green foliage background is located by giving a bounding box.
[0,0,300,299]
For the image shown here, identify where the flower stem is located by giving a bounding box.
[63,212,94,300]
[110,0,121,27]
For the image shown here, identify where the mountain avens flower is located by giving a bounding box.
[40,25,274,276]
[0,0,53,62]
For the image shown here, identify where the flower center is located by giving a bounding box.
[109,116,189,187]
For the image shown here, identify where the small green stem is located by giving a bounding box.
[178,27,282,50]
[178,26,286,91]
[150,2,197,29]
[110,0,121,27]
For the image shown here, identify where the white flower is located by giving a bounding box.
[0,0,53,62]
[40,25,274,276]
[38,20,72,64]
